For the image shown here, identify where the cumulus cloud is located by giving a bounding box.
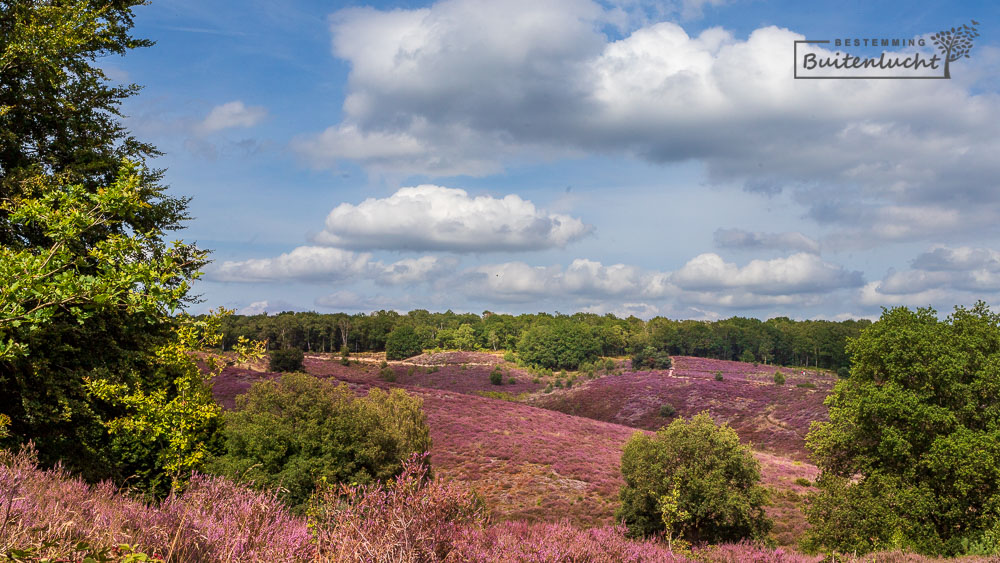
[212,247,374,282]
[294,0,1000,244]
[860,245,1000,308]
[210,247,456,285]
[315,185,592,252]
[714,229,820,253]
[670,253,863,295]
[463,258,669,302]
[197,100,267,134]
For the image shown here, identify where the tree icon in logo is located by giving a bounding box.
[931,20,979,79]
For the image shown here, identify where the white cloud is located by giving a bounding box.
[315,185,592,252]
[297,0,1000,245]
[912,245,1000,272]
[213,247,373,282]
[197,100,267,134]
[670,253,863,295]
[858,245,1000,309]
[211,247,457,285]
[465,258,669,302]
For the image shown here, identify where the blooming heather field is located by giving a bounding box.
[211,355,824,546]
[534,356,835,461]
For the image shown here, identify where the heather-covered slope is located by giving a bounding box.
[533,356,836,461]
[213,358,822,546]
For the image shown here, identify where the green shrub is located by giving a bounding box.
[565,379,573,389]
[380,366,396,382]
[503,350,516,362]
[773,371,786,385]
[796,382,817,389]
[659,403,677,417]
[340,356,350,366]
[208,373,430,512]
[489,368,503,386]
[406,366,415,376]
[604,359,616,371]
[555,379,563,389]
[795,477,812,487]
[617,412,771,542]
[269,348,304,372]
[507,377,516,385]
[714,371,724,381]
[739,349,756,364]
[385,325,423,361]
[631,347,673,371]
[836,366,851,378]
[379,360,388,369]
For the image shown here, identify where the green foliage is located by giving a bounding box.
[714,371,724,381]
[86,311,265,496]
[489,368,503,385]
[631,346,673,370]
[805,303,1000,556]
[739,349,756,364]
[208,373,431,512]
[503,350,516,362]
[269,348,304,372]
[454,323,478,351]
[772,371,785,385]
[616,412,771,543]
[517,321,600,370]
[836,366,850,379]
[659,403,677,417]
[385,324,423,360]
[0,1,209,489]
[379,366,396,382]
[796,382,816,389]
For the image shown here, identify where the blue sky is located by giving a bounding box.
[114,0,1000,320]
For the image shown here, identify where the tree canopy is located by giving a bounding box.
[0,0,208,489]
[616,412,771,543]
[806,303,1000,555]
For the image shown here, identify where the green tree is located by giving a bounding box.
[616,412,771,542]
[517,320,600,370]
[454,323,477,351]
[386,324,423,360]
[805,303,1000,555]
[0,1,207,485]
[208,372,432,511]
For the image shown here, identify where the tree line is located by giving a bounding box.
[212,310,871,372]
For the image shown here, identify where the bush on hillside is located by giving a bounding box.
[773,371,785,385]
[631,347,673,371]
[208,373,430,511]
[659,403,677,417]
[269,348,304,372]
[616,412,771,542]
[489,367,503,386]
[386,325,423,361]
